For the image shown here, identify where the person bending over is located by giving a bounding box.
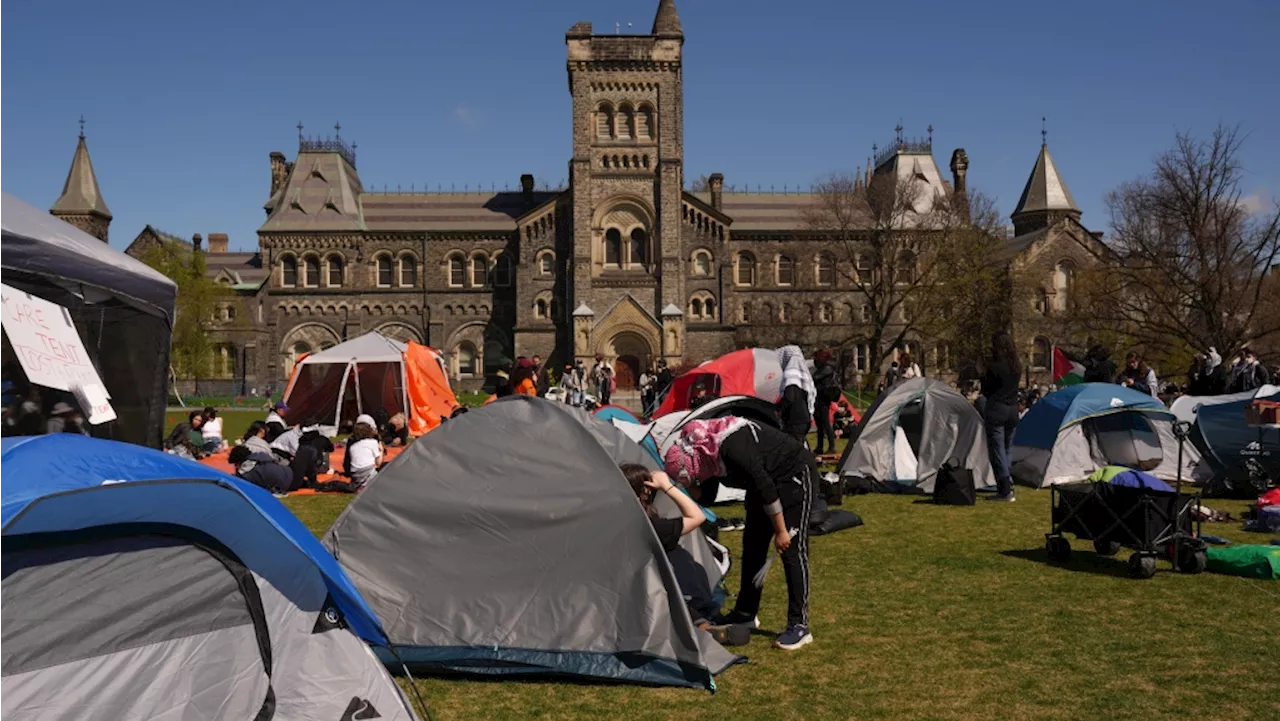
[665,416,817,651]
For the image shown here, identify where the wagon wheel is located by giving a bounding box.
[1093,539,1122,557]
[1177,547,1207,574]
[1046,536,1072,563]
[1128,553,1157,579]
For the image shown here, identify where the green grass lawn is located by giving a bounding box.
[278,435,1280,721]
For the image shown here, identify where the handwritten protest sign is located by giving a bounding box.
[1,283,113,409]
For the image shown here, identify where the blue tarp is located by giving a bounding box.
[1014,383,1174,450]
[0,434,389,646]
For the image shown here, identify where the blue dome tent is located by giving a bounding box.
[1,435,417,720]
[1011,383,1200,488]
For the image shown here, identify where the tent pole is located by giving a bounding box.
[169,365,184,407]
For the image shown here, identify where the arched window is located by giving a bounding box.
[376,255,393,287]
[860,304,872,323]
[1034,288,1050,316]
[596,103,614,140]
[897,251,916,284]
[816,253,835,286]
[399,256,418,287]
[736,252,756,286]
[739,303,750,324]
[818,303,832,323]
[617,103,634,141]
[855,343,871,372]
[538,251,555,277]
[636,105,653,140]
[280,256,298,287]
[629,228,648,268]
[457,342,478,377]
[692,250,712,276]
[776,255,795,286]
[447,254,465,287]
[302,256,320,288]
[1032,337,1051,369]
[471,253,489,287]
[534,298,549,320]
[494,254,514,287]
[1054,260,1076,311]
[705,296,716,319]
[326,255,344,287]
[287,341,311,375]
[780,304,791,323]
[604,229,622,267]
[690,298,703,318]
[856,253,873,284]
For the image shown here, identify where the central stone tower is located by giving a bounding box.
[564,0,686,372]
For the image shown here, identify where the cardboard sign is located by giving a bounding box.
[72,382,118,425]
[1,283,112,403]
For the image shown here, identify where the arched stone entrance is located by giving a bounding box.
[605,331,651,390]
[279,322,341,378]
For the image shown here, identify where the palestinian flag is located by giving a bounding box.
[1053,347,1084,386]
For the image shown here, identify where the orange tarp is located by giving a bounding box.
[405,342,460,435]
[199,444,407,490]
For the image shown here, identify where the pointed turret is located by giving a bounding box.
[652,0,683,38]
[50,124,112,242]
[1011,142,1080,236]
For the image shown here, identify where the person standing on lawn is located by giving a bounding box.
[978,331,1021,502]
[811,349,840,455]
[664,416,817,651]
[776,345,816,443]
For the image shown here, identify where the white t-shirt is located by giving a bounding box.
[201,416,224,440]
[265,411,285,426]
[347,438,382,471]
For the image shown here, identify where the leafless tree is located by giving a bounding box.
[805,171,1009,383]
[1074,124,1280,360]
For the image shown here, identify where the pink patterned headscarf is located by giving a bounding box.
[663,416,753,484]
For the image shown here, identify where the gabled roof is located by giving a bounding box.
[1013,144,1080,217]
[51,134,111,219]
[259,150,366,233]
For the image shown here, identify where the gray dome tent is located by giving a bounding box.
[323,395,742,690]
[838,377,995,493]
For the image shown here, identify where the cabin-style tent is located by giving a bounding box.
[282,332,458,434]
[1,192,176,447]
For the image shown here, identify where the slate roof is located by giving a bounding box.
[1013,144,1080,216]
[361,191,562,233]
[51,134,111,218]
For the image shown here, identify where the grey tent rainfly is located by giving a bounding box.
[838,378,996,494]
[324,395,744,690]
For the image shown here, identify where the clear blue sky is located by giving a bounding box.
[4,0,1277,251]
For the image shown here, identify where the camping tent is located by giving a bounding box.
[837,378,995,493]
[322,395,742,689]
[654,348,783,417]
[0,434,416,721]
[1187,388,1279,490]
[1011,383,1200,488]
[283,331,458,434]
[596,403,662,463]
[1170,385,1279,424]
[1,192,177,447]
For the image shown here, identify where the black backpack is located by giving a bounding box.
[932,462,976,506]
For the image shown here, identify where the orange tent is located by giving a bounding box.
[282,332,459,434]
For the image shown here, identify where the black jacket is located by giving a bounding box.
[777,385,812,440]
[981,360,1020,407]
[812,361,841,402]
[163,423,203,458]
[239,454,296,494]
[719,422,810,512]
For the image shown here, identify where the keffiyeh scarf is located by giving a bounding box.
[663,416,756,484]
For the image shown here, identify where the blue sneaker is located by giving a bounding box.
[774,624,813,650]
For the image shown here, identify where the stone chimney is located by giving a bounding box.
[192,233,203,252]
[521,174,535,206]
[949,148,968,196]
[269,152,288,196]
[709,173,724,211]
[207,233,229,254]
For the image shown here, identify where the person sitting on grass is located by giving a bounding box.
[200,406,225,453]
[345,415,384,489]
[229,444,296,495]
[264,402,289,441]
[381,412,410,447]
[241,421,273,456]
[164,411,205,459]
[619,463,750,647]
